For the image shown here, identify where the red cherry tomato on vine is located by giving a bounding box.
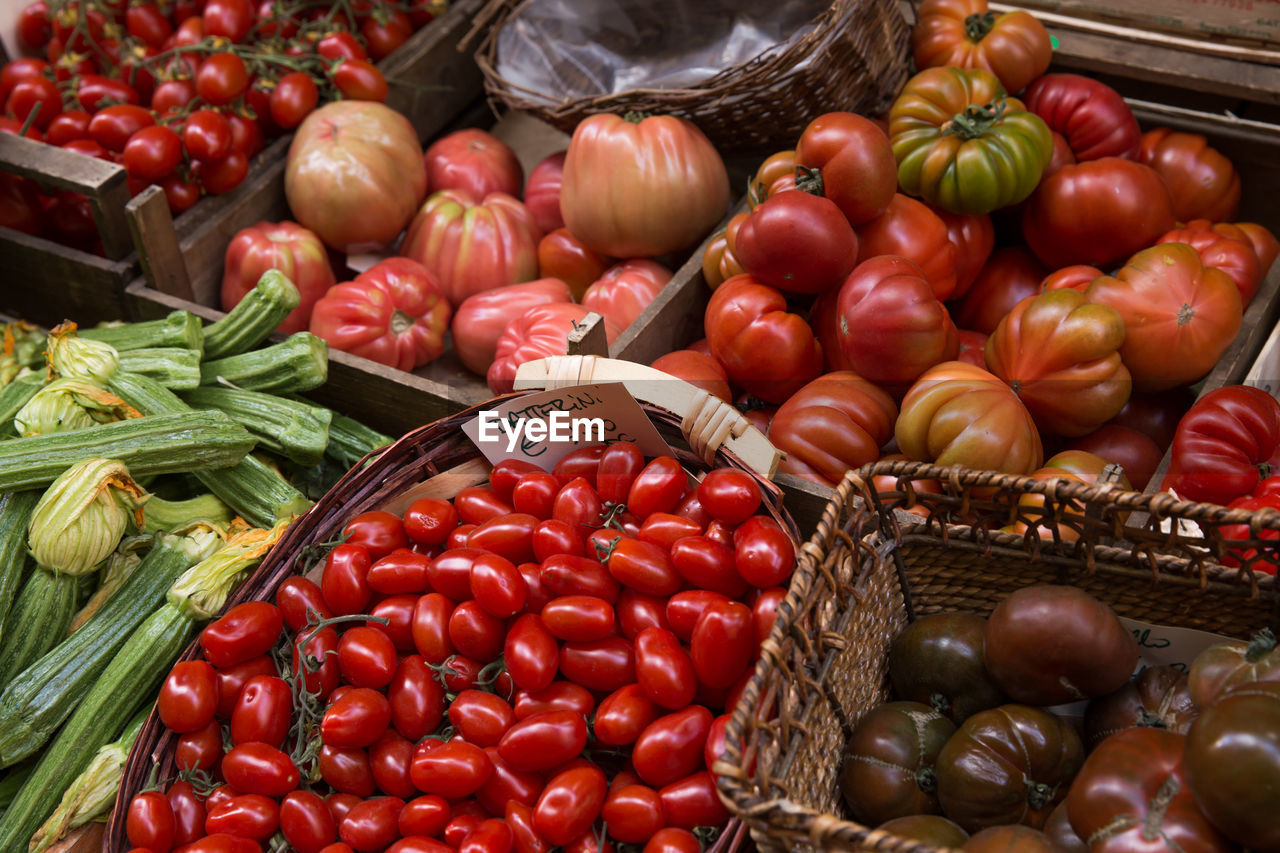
[203,0,253,41]
[182,108,231,163]
[659,771,731,829]
[126,3,173,47]
[176,718,223,773]
[532,518,584,560]
[332,59,388,101]
[512,472,560,519]
[194,53,248,105]
[670,536,748,598]
[45,109,89,146]
[6,77,61,131]
[293,625,341,702]
[603,784,667,845]
[123,125,181,181]
[540,595,615,643]
[160,174,201,214]
[318,31,368,61]
[644,828,702,853]
[167,779,206,847]
[227,114,263,157]
[201,601,284,669]
[321,744,377,798]
[361,9,413,60]
[637,513,702,552]
[276,576,334,633]
[158,660,218,733]
[399,794,451,838]
[270,71,319,129]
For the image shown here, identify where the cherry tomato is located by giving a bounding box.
[15,2,51,52]
[168,779,207,847]
[322,544,373,615]
[222,742,300,797]
[616,589,672,640]
[158,660,218,733]
[448,599,506,661]
[659,771,731,829]
[456,487,514,525]
[45,109,90,146]
[607,538,683,597]
[506,801,550,853]
[469,551,529,617]
[321,745,377,797]
[410,739,494,798]
[530,519,583,561]
[227,114,263,157]
[363,548,430,596]
[361,9,413,60]
[332,59,389,101]
[704,519,734,550]
[429,549,484,602]
[554,477,603,537]
[749,586,787,648]
[445,813,485,848]
[128,790,176,852]
[513,682,595,720]
[512,472,560,519]
[668,536,747,598]
[387,654,446,740]
[691,600,754,689]
[634,627,697,710]
[370,731,418,799]
[566,833,614,853]
[603,784,666,844]
[294,625,341,702]
[230,675,291,747]
[206,784,239,815]
[370,594,418,651]
[270,71,319,130]
[518,562,553,612]
[214,655,276,720]
[665,590,731,643]
[322,687,392,749]
[628,457,687,518]
[404,498,458,545]
[448,689,517,747]
[123,125,181,181]
[197,149,250,194]
[150,80,196,118]
[327,791,362,825]
[339,796,404,852]
[279,790,338,853]
[201,602,283,669]
[594,441,643,504]
[594,683,662,747]
[411,592,455,663]
[637,513,702,552]
[696,469,762,524]
[540,555,620,603]
[338,626,398,689]
[497,709,589,772]
[734,516,794,588]
[126,3,172,47]
[340,512,406,560]
[277,577,333,633]
[633,705,713,787]
[399,794,451,837]
[0,57,47,103]
[478,748,545,815]
[644,828,701,853]
[559,637,635,693]
[183,108,231,163]
[6,76,61,131]
[552,446,604,487]
[206,793,280,840]
[76,74,139,112]
[490,460,542,502]
[536,595,613,642]
[203,0,253,41]
[163,174,201,217]
[534,765,607,846]
[504,613,560,692]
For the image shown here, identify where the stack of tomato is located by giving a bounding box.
[124,443,794,853]
[639,0,1278,500]
[1,0,440,252]
[837,584,1280,852]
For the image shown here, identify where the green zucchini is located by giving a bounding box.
[0,528,221,768]
[201,332,328,395]
[0,410,255,492]
[0,762,34,817]
[141,493,234,533]
[202,269,302,360]
[311,401,394,469]
[108,373,312,527]
[183,385,332,465]
[0,374,43,438]
[0,492,39,646]
[0,570,77,692]
[79,311,203,354]
[117,347,202,390]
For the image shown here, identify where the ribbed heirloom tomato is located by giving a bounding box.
[912,0,1052,94]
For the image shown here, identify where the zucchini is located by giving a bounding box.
[201,332,328,395]
[0,410,255,492]
[0,492,39,646]
[0,762,34,817]
[202,269,302,360]
[183,386,332,465]
[293,397,394,469]
[79,311,203,354]
[0,570,77,692]
[0,528,221,768]
[0,374,43,438]
[108,373,312,527]
[141,493,234,533]
[117,347,202,390]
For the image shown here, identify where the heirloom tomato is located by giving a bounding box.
[423,128,523,201]
[401,189,542,306]
[768,372,897,487]
[537,228,613,300]
[1163,385,1280,505]
[0,174,42,237]
[836,255,959,388]
[285,101,427,251]
[1022,158,1175,269]
[561,113,730,257]
[896,361,1043,475]
[1081,664,1195,751]
[810,288,853,372]
[1008,451,1130,543]
[704,275,823,403]
[839,701,955,825]
[1157,220,1262,304]
[912,0,1051,94]
[581,259,672,329]
[1188,629,1280,710]
[487,303,621,394]
[1139,128,1240,223]
[525,150,567,234]
[1040,265,1102,293]
[890,67,1051,215]
[984,289,1131,437]
[309,258,451,371]
[650,351,732,403]
[700,212,747,290]
[1066,424,1161,490]
[1021,73,1141,161]
[856,195,958,300]
[451,277,572,375]
[747,149,797,209]
[953,246,1047,336]
[930,205,993,299]
[793,111,897,226]
[1211,220,1280,275]
[888,611,1008,725]
[1086,243,1241,391]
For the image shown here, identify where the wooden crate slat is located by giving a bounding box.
[0,227,132,327]
[0,132,127,194]
[127,186,194,301]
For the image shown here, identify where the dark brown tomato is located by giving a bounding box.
[1187,628,1280,710]
[1083,665,1197,751]
[839,701,955,825]
[876,815,969,848]
[983,585,1138,706]
[935,704,1085,832]
[888,612,1008,725]
[962,825,1062,852]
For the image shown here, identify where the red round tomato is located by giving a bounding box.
[404,498,459,546]
[645,828,702,853]
[581,259,672,330]
[525,150,567,235]
[123,125,182,181]
[855,194,958,300]
[734,190,858,294]
[6,76,61,131]
[344,512,408,560]
[696,470,761,524]
[534,765,608,846]
[537,228,613,301]
[230,675,292,748]
[361,8,412,60]
[222,742,300,797]
[768,372,897,487]
[691,601,754,689]
[221,221,336,335]
[128,790,176,852]
[270,72,319,130]
[182,108,231,164]
[424,128,523,201]
[793,111,897,226]
[88,104,154,153]
[196,53,248,105]
[317,32,366,62]
[203,0,252,40]
[1139,127,1240,223]
[1066,424,1162,491]
[281,790,338,853]
[310,257,452,371]
[487,303,621,394]
[953,246,1048,336]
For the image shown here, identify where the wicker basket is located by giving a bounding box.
[714,458,1280,853]
[106,375,797,852]
[470,0,912,154]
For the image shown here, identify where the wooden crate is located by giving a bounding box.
[0,0,485,329]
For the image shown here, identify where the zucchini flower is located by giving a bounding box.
[168,518,290,619]
[0,321,43,387]
[67,534,151,633]
[28,708,148,853]
[29,459,148,576]
[45,323,119,384]
[13,379,141,437]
